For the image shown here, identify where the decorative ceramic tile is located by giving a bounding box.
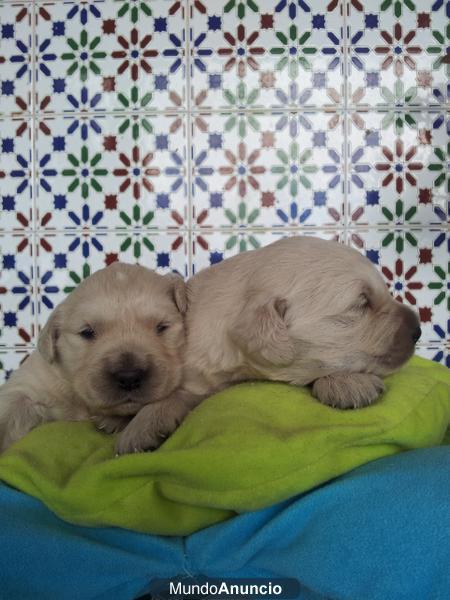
[0,0,448,370]
[349,229,449,345]
[35,0,186,114]
[346,110,449,226]
[34,230,188,327]
[0,117,33,231]
[0,3,32,116]
[191,229,343,273]
[415,345,449,369]
[35,113,188,230]
[0,347,32,384]
[190,0,345,110]
[0,232,36,346]
[346,0,449,108]
[192,111,344,229]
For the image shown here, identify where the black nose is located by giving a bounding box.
[113,368,147,392]
[412,327,422,344]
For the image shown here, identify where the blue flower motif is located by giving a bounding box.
[275,0,310,19]
[192,33,213,73]
[36,38,56,78]
[350,147,370,189]
[66,2,102,25]
[277,201,312,225]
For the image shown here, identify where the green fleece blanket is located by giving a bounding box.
[0,356,449,536]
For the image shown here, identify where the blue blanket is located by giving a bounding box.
[1,447,449,600]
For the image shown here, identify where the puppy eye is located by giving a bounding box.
[156,322,170,335]
[79,327,95,340]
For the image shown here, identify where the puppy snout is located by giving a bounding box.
[412,326,421,344]
[113,368,148,392]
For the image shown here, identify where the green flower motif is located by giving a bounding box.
[224,201,259,228]
[62,146,107,199]
[380,80,418,109]
[381,230,417,254]
[380,0,416,17]
[426,29,450,75]
[428,144,450,192]
[222,84,261,138]
[119,204,155,228]
[271,143,317,196]
[119,232,155,260]
[381,109,417,136]
[116,0,152,23]
[61,30,106,82]
[225,231,261,253]
[428,263,450,311]
[63,264,92,294]
[382,198,417,224]
[270,25,317,78]
[116,85,154,141]
[224,0,258,19]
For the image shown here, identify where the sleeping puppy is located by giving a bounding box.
[0,263,186,452]
[116,236,421,454]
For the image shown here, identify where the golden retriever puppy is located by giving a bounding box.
[0,263,186,452]
[116,236,421,454]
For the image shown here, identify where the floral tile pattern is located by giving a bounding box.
[0,0,449,380]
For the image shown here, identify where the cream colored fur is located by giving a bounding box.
[116,236,420,454]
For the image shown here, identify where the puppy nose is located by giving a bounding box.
[113,368,147,392]
[412,327,422,344]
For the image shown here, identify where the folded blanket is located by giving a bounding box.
[0,356,448,535]
[2,447,450,600]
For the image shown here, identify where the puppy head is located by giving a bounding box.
[38,263,187,413]
[231,241,420,381]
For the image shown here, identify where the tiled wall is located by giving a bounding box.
[0,0,449,380]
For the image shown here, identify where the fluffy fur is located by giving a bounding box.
[115,236,421,454]
[0,263,187,452]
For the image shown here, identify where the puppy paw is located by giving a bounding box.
[92,415,131,434]
[312,373,385,409]
[114,403,181,455]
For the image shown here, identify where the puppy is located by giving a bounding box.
[116,236,421,454]
[0,263,186,452]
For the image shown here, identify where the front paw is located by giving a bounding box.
[114,403,181,455]
[92,415,131,434]
[312,373,385,409]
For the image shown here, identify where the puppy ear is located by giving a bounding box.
[165,273,187,315]
[230,297,295,367]
[37,307,61,363]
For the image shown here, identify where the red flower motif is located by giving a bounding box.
[218,142,265,198]
[374,23,421,76]
[382,259,423,305]
[113,146,160,200]
[375,139,423,193]
[112,28,158,81]
[218,25,264,77]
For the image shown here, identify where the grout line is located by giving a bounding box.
[30,1,39,344]
[342,0,349,243]
[1,224,449,236]
[2,103,449,120]
[184,0,193,278]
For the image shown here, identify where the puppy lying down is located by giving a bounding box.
[0,237,421,455]
[117,236,421,454]
[0,263,187,452]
